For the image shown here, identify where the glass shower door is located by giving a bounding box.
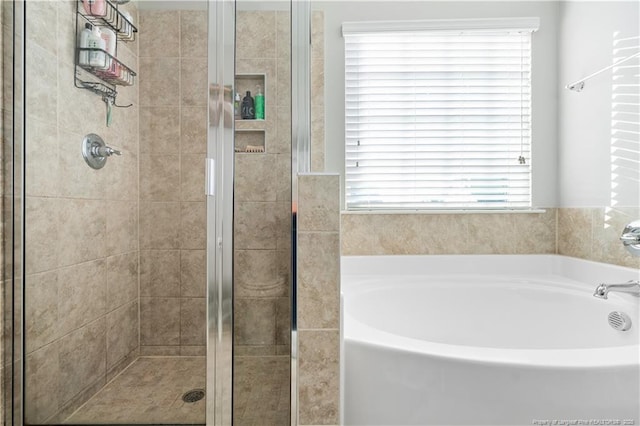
[18,0,212,424]
[5,0,297,424]
[231,2,293,426]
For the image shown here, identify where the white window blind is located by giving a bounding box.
[343,18,539,210]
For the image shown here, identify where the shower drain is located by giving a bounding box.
[182,389,205,403]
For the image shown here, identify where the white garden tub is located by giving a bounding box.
[342,255,640,425]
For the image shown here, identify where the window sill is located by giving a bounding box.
[341,208,548,215]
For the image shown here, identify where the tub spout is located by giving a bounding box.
[593,281,640,299]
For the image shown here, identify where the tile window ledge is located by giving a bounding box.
[342,209,548,215]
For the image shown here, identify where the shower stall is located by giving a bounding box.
[1,0,313,424]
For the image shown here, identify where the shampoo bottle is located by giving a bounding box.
[88,25,109,70]
[241,91,255,119]
[79,23,93,66]
[255,85,264,119]
[234,92,241,119]
[88,26,107,69]
[100,28,118,77]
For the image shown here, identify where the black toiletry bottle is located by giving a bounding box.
[241,91,255,119]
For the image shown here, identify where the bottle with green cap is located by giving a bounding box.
[255,85,265,120]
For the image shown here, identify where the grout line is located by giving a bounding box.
[178,9,184,351]
[135,5,142,358]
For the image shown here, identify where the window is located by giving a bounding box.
[343,18,539,210]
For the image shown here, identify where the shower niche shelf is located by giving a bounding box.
[234,73,267,153]
[235,130,266,154]
[235,73,267,120]
[74,0,138,104]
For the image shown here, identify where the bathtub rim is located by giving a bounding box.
[344,309,639,368]
[342,254,640,369]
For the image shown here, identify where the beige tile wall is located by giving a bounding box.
[297,174,340,426]
[1,2,5,422]
[342,210,557,256]
[234,10,291,358]
[22,1,139,423]
[311,11,325,172]
[137,10,207,357]
[341,208,640,269]
[558,207,640,269]
[233,10,292,426]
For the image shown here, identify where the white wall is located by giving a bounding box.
[558,1,639,207]
[314,0,561,208]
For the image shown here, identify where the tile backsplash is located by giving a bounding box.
[558,207,640,269]
[341,208,640,269]
[342,210,557,256]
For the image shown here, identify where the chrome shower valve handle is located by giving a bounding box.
[91,145,121,158]
[620,220,640,256]
[82,133,122,169]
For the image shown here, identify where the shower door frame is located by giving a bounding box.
[207,0,311,425]
[207,0,235,425]
[5,0,26,424]
[291,0,311,425]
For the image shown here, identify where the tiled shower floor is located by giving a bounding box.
[63,355,290,425]
[233,356,290,426]
[64,357,206,425]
